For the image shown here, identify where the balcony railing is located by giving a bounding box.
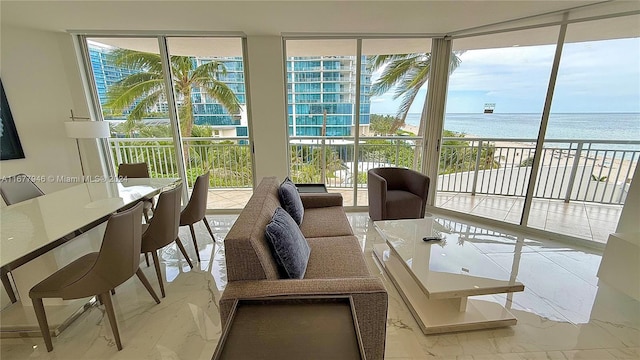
[110,137,252,188]
[438,138,639,205]
[109,136,638,206]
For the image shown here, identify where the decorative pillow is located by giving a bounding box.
[265,207,311,279]
[278,177,304,225]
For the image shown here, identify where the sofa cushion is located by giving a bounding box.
[304,236,370,279]
[265,207,311,279]
[300,206,353,238]
[278,177,304,225]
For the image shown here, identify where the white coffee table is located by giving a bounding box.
[373,217,524,334]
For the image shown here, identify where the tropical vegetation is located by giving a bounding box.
[368,52,463,134]
[104,50,241,138]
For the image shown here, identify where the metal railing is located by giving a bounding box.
[109,136,638,205]
[438,138,639,205]
[110,137,252,188]
[288,136,423,187]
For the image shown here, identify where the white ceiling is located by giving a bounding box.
[2,1,639,55]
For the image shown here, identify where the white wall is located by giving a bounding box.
[245,36,289,182]
[616,164,640,234]
[0,24,94,194]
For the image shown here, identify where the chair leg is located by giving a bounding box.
[203,219,216,243]
[1,271,17,303]
[135,268,161,304]
[100,292,122,351]
[144,252,150,267]
[188,224,201,263]
[175,237,194,269]
[150,251,166,298]
[32,298,53,352]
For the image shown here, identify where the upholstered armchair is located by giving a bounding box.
[367,167,430,221]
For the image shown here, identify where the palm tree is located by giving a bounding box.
[368,52,463,134]
[105,49,241,138]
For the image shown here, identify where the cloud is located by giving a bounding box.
[372,37,639,114]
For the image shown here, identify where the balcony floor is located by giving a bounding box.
[207,188,621,244]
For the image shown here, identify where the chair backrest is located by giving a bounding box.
[92,202,144,287]
[117,163,150,178]
[180,172,210,225]
[369,167,429,195]
[0,174,45,205]
[143,184,182,250]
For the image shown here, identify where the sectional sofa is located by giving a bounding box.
[219,176,388,359]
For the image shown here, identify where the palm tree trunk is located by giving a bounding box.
[180,89,194,165]
[414,110,427,171]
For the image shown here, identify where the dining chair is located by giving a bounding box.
[29,202,161,352]
[141,183,193,298]
[117,162,154,222]
[0,174,46,304]
[0,173,44,206]
[180,172,216,263]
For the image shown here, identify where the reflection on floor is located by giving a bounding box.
[208,188,621,243]
[3,213,636,359]
[436,193,622,244]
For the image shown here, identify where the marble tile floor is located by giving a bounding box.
[2,213,637,359]
[208,188,621,243]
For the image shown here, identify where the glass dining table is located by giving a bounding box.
[0,177,180,337]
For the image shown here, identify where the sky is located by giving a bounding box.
[370,37,640,114]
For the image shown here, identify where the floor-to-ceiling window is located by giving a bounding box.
[434,12,639,243]
[359,38,432,207]
[166,37,253,209]
[79,35,252,210]
[438,28,559,225]
[285,39,359,205]
[284,37,432,207]
[528,15,640,241]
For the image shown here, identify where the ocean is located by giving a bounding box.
[403,113,640,142]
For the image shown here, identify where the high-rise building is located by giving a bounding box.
[89,45,371,136]
[286,56,371,137]
[191,57,246,127]
[88,42,138,119]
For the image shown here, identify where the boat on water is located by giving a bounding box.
[484,103,495,114]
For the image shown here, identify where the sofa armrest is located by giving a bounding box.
[220,278,388,360]
[300,192,343,208]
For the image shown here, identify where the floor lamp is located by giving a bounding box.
[64,110,110,179]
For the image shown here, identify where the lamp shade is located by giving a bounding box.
[65,121,110,139]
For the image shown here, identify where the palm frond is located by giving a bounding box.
[370,54,422,96]
[395,84,421,128]
[199,79,241,114]
[191,60,228,80]
[109,49,163,74]
[105,78,165,113]
[127,89,164,120]
[170,55,196,81]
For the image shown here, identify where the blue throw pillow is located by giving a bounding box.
[278,177,304,225]
[265,207,311,279]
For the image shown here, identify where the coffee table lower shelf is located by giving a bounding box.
[373,244,518,335]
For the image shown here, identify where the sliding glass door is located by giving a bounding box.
[284,37,432,207]
[166,37,253,209]
[80,35,252,210]
[86,37,180,182]
[528,16,640,242]
[439,28,559,225]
